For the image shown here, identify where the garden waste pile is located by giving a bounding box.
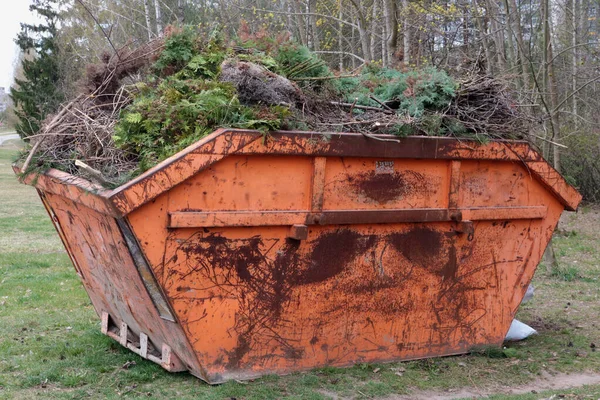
[20,26,533,187]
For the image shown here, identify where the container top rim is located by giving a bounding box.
[15,128,582,215]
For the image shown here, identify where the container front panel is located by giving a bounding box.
[126,154,565,382]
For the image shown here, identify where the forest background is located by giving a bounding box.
[3,0,600,201]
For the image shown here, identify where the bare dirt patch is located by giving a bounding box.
[386,372,600,399]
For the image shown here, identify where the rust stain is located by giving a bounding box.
[177,233,304,368]
[226,334,251,369]
[388,226,444,268]
[302,229,365,284]
[351,171,412,203]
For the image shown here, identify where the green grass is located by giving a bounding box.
[0,146,599,399]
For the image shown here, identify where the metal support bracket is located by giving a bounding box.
[101,311,186,372]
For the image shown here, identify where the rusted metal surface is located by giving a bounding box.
[16,130,581,215]
[526,161,582,211]
[116,219,176,322]
[101,312,184,371]
[17,167,117,216]
[17,129,582,384]
[34,191,206,379]
[167,206,546,228]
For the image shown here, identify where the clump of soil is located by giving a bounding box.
[220,60,304,106]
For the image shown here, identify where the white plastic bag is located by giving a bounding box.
[504,319,538,341]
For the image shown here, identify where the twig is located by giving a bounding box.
[369,95,394,112]
[349,98,357,115]
[75,160,113,185]
[75,0,121,61]
[318,117,389,126]
[292,74,358,81]
[359,131,402,143]
[21,95,83,173]
[532,134,568,149]
[329,101,393,114]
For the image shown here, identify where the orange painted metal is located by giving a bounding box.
[16,130,582,384]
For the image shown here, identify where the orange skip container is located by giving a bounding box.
[16,129,581,383]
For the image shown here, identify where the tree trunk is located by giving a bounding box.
[383,0,398,66]
[382,21,387,67]
[349,0,372,61]
[461,0,469,56]
[143,0,153,40]
[486,0,506,72]
[572,0,578,125]
[154,0,163,36]
[308,0,320,51]
[292,0,307,46]
[351,8,357,68]
[402,0,410,65]
[543,239,559,273]
[505,0,528,89]
[503,0,517,79]
[177,0,185,24]
[371,0,378,62]
[475,1,493,74]
[548,36,561,172]
[542,0,561,171]
[508,0,530,89]
[338,1,344,70]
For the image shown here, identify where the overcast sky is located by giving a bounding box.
[0,0,36,90]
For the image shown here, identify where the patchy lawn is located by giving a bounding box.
[0,147,598,399]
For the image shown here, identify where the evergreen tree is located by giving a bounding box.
[10,0,63,138]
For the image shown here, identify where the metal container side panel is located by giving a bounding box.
[125,150,569,382]
[39,191,204,379]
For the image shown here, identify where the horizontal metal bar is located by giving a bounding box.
[168,206,546,228]
[463,206,547,221]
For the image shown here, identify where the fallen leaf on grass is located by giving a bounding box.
[122,360,136,369]
[575,350,588,358]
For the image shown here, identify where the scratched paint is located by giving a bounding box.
[18,130,581,383]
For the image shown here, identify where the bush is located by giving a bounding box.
[113,30,289,173]
[10,0,64,138]
[334,65,456,117]
[561,130,600,202]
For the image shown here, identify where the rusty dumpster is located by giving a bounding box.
[16,129,582,383]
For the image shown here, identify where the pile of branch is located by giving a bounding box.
[22,39,165,184]
[22,39,534,186]
[445,75,533,139]
[24,92,136,185]
[82,38,164,103]
[306,74,533,139]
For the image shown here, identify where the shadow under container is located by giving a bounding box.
[16,129,582,384]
